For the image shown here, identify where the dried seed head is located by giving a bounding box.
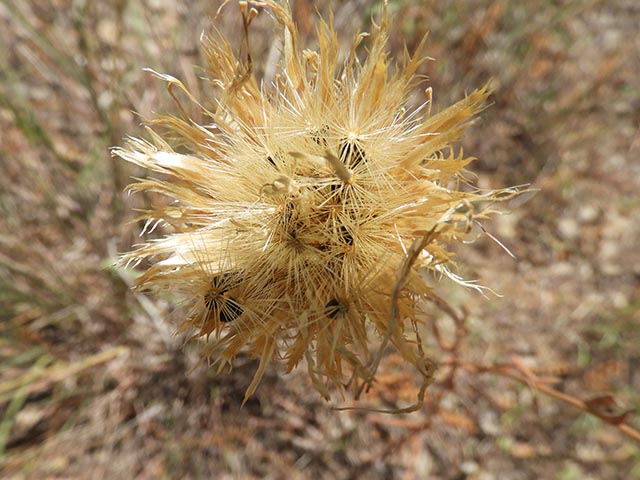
[115,0,519,403]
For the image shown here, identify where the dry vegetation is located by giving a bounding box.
[1,0,639,479]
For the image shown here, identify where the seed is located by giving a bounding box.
[338,138,366,168]
[325,298,347,319]
[204,272,244,323]
[339,225,354,245]
[310,125,329,146]
[220,298,243,323]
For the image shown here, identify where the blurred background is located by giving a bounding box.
[1,0,639,478]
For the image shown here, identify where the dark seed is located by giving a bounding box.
[311,125,329,146]
[339,225,353,245]
[220,298,243,323]
[287,229,303,249]
[325,298,347,319]
[203,291,216,310]
[282,201,298,225]
[338,139,366,168]
[205,271,243,319]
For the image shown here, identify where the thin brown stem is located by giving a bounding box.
[442,358,640,444]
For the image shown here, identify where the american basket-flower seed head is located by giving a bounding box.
[115,0,517,403]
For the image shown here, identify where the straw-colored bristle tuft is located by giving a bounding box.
[115,0,519,402]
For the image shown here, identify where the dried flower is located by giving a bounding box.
[115,0,517,403]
